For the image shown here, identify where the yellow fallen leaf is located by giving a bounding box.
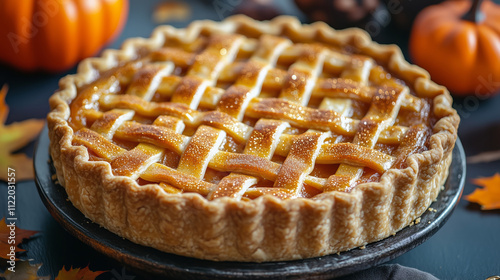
[0,84,44,181]
[0,260,49,280]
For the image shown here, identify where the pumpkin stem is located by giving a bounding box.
[462,0,485,23]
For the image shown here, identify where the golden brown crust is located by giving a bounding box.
[47,15,459,262]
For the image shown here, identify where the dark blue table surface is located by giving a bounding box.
[1,1,499,279]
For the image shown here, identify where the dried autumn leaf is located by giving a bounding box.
[153,1,191,23]
[0,84,44,182]
[0,84,8,124]
[466,173,500,210]
[467,150,500,164]
[0,260,49,280]
[0,217,38,260]
[55,265,107,280]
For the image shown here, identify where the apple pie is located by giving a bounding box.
[47,15,459,262]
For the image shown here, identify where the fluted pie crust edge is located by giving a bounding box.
[47,15,459,262]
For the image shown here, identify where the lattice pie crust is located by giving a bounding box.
[48,16,459,262]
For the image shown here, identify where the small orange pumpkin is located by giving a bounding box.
[0,0,128,72]
[409,0,500,96]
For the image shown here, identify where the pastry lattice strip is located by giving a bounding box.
[73,126,396,194]
[152,45,422,112]
[99,96,407,145]
[69,31,430,199]
[208,35,292,199]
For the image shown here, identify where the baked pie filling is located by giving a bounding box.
[48,16,459,262]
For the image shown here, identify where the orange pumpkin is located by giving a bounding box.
[409,0,500,96]
[0,0,128,72]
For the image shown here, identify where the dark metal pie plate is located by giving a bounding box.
[34,127,465,279]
